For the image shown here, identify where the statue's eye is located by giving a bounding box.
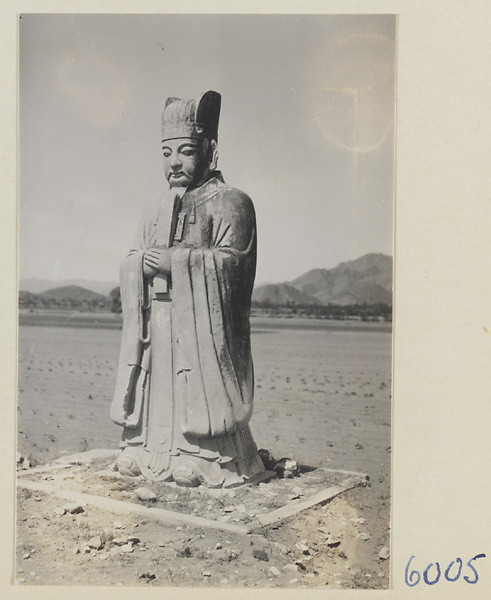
[163,150,171,157]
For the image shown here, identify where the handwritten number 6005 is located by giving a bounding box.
[405,554,486,587]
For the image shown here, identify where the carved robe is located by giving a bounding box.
[110,172,264,486]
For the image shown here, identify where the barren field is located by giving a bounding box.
[17,317,392,588]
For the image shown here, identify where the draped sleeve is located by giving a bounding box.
[170,190,257,438]
[110,195,173,427]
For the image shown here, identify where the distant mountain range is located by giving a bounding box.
[20,253,392,307]
[19,285,110,309]
[19,278,118,296]
[252,253,392,306]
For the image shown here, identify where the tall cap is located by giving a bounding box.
[161,90,221,142]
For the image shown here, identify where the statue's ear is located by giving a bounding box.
[196,91,221,139]
[209,139,219,170]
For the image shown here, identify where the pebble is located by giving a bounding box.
[223,505,235,513]
[176,526,182,531]
[358,533,370,541]
[253,548,269,562]
[215,543,223,550]
[350,517,365,524]
[295,542,309,553]
[54,508,66,516]
[87,536,103,550]
[127,536,140,544]
[134,487,157,502]
[218,515,231,523]
[269,566,281,577]
[202,571,212,577]
[326,535,341,547]
[62,503,84,514]
[289,578,299,584]
[120,544,134,553]
[113,521,124,529]
[22,553,30,560]
[16,578,26,584]
[379,546,390,560]
[113,537,128,546]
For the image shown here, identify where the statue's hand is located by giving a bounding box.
[143,258,158,277]
[144,246,172,275]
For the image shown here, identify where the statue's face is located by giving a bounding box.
[162,138,209,189]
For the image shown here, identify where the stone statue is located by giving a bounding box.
[110,91,266,488]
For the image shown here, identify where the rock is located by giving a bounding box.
[158,541,166,547]
[289,578,299,584]
[379,546,390,560]
[62,503,84,514]
[202,571,212,577]
[358,533,370,541]
[176,526,182,531]
[88,536,104,550]
[218,515,231,523]
[253,548,269,562]
[292,486,303,496]
[223,505,235,513]
[215,543,223,550]
[283,564,298,572]
[120,544,134,553]
[350,517,365,524]
[113,521,124,529]
[72,547,80,555]
[269,566,281,577]
[54,507,66,516]
[236,503,247,513]
[326,535,341,547]
[274,458,299,478]
[134,487,157,502]
[22,553,30,560]
[127,536,140,544]
[295,542,309,554]
[113,537,128,546]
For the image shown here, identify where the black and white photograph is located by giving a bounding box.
[17,11,395,589]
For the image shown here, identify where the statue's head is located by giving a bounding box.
[161,90,221,191]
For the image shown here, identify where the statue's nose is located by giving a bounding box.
[170,154,182,168]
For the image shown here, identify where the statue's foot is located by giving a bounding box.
[115,448,142,477]
[172,461,202,487]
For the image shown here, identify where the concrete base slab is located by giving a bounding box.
[17,449,368,534]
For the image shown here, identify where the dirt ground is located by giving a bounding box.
[16,317,392,588]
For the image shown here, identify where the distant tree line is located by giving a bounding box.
[251,300,392,321]
[19,288,122,314]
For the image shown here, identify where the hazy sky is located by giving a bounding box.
[19,14,395,286]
